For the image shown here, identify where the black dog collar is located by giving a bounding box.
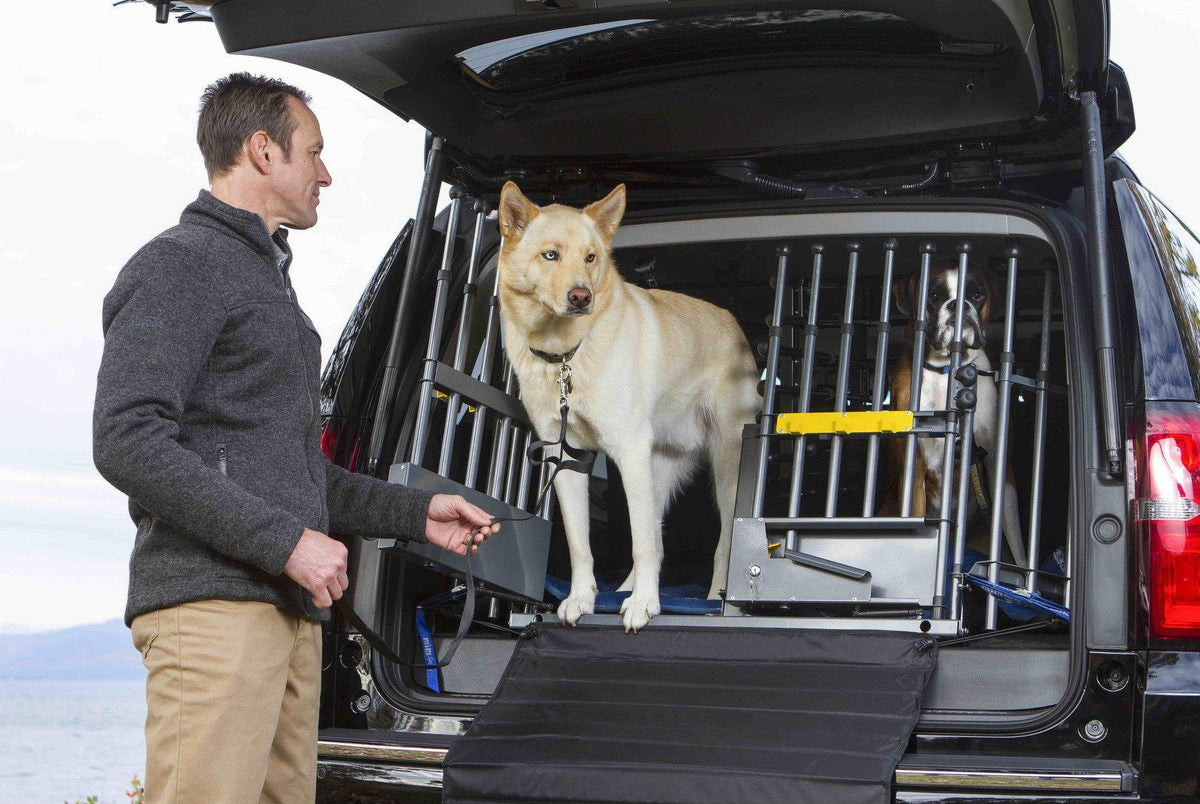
[923,357,976,375]
[529,342,581,364]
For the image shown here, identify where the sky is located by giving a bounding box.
[0,0,1198,632]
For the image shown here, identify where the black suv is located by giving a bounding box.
[154,1,1200,800]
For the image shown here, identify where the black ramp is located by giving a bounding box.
[444,625,937,804]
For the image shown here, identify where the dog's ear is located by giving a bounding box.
[892,273,918,317]
[972,266,997,322]
[583,184,626,241]
[498,182,539,241]
[976,267,996,300]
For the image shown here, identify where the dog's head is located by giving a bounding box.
[497,182,625,318]
[893,260,993,354]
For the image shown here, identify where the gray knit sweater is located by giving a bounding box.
[94,190,433,625]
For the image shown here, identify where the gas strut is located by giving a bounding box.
[1079,91,1123,477]
[366,136,446,476]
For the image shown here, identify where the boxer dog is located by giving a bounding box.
[886,260,1026,566]
[496,182,760,632]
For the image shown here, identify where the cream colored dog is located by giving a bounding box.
[497,182,760,632]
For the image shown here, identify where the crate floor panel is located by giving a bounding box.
[443,625,937,804]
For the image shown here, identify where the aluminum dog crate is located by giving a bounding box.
[376,191,1068,640]
[368,147,1071,640]
[715,234,1065,635]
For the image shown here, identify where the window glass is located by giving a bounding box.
[1128,182,1200,397]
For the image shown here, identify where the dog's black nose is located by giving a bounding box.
[568,287,592,310]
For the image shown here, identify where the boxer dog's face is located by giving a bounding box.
[895,261,993,354]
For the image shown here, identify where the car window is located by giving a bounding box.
[1125,182,1200,398]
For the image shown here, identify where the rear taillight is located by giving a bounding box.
[1134,402,1200,640]
[320,421,338,461]
[320,420,362,470]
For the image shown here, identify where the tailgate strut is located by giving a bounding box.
[366,136,446,476]
[1079,91,1122,477]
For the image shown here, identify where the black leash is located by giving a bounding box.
[334,549,476,669]
[338,346,595,672]
[485,349,596,528]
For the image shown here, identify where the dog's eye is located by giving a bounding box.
[585,253,596,263]
[541,250,558,261]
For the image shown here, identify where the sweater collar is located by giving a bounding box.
[182,190,290,265]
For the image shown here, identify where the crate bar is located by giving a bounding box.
[948,407,976,619]
[825,243,861,517]
[1026,271,1056,593]
[465,267,505,489]
[485,365,510,497]
[509,612,960,635]
[504,421,524,504]
[517,429,534,510]
[431,363,526,423]
[786,283,800,410]
[752,245,794,517]
[1080,90,1123,477]
[538,458,557,520]
[784,247,824,546]
[437,200,489,477]
[536,459,550,517]
[985,246,1022,628]
[862,239,898,516]
[932,243,974,614]
[759,516,931,529]
[409,190,465,466]
[365,137,445,477]
[489,361,518,499]
[900,246,935,516]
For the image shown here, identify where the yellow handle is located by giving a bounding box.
[775,410,914,435]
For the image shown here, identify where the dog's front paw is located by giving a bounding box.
[619,591,661,633]
[558,591,596,626]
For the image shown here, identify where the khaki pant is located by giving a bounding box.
[131,600,322,803]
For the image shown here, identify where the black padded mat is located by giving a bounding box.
[443,624,937,804]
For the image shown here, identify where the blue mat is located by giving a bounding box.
[544,548,1070,621]
[961,548,1069,622]
[545,575,722,615]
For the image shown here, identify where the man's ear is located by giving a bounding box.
[498,182,539,241]
[583,184,626,240]
[246,130,274,174]
[893,273,918,317]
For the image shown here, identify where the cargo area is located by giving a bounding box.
[333,203,1077,728]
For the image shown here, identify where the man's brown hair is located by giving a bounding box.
[197,72,311,180]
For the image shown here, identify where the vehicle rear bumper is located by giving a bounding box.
[315,741,1137,802]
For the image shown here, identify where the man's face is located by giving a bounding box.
[270,96,332,230]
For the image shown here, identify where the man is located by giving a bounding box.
[92,73,498,802]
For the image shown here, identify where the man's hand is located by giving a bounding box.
[283,528,349,609]
[426,494,499,556]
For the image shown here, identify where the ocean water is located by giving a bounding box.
[0,679,146,803]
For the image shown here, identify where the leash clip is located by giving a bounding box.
[557,360,573,407]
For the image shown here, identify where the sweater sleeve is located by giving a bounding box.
[93,239,304,575]
[324,458,433,542]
